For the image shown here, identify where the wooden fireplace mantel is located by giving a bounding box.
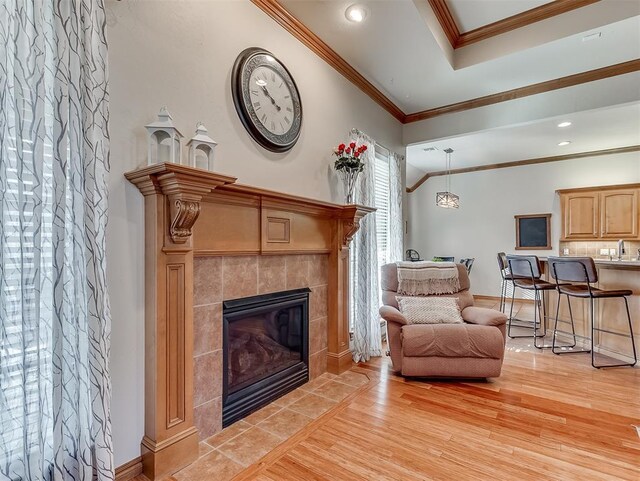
[125,163,374,480]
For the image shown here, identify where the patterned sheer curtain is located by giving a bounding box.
[349,131,382,363]
[388,151,404,262]
[0,1,113,480]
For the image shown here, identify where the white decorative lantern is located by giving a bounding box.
[187,122,218,170]
[145,107,183,165]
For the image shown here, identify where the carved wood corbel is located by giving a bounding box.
[340,205,375,247]
[168,197,201,244]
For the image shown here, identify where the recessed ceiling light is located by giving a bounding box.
[558,141,571,146]
[557,121,572,128]
[345,4,367,23]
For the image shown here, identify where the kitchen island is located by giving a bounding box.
[539,258,639,364]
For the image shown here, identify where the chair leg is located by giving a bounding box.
[534,289,551,349]
[591,297,597,368]
[508,286,546,340]
[499,280,505,313]
[566,297,579,349]
[552,292,562,353]
[624,297,638,367]
[592,296,638,368]
[507,285,516,338]
[552,294,586,355]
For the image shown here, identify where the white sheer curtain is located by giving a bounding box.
[349,130,383,362]
[0,1,113,479]
[388,151,404,263]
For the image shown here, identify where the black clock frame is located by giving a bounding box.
[231,47,302,153]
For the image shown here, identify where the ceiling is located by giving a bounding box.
[278,0,640,113]
[405,101,640,184]
[447,0,550,32]
[264,0,640,189]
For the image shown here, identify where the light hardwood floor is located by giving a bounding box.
[135,299,640,481]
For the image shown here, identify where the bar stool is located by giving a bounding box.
[496,252,513,313]
[506,254,556,349]
[547,256,637,368]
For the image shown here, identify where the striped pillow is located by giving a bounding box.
[396,297,463,325]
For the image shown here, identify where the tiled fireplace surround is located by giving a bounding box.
[192,254,329,440]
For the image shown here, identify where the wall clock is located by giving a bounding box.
[231,47,302,153]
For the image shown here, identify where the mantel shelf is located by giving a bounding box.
[125,162,375,218]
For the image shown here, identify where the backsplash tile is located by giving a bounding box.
[559,240,640,261]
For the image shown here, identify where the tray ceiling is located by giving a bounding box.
[271,0,640,115]
[448,0,551,33]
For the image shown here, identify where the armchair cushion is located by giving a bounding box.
[402,324,504,359]
[397,297,463,325]
[461,306,508,327]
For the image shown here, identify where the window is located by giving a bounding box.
[349,145,392,332]
[373,148,391,269]
[1,99,55,470]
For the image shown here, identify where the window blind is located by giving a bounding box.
[1,102,55,470]
[374,151,391,268]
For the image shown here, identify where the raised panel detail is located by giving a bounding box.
[562,193,599,240]
[600,189,638,238]
[166,263,186,428]
[266,216,291,243]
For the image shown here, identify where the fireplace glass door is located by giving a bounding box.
[222,288,309,426]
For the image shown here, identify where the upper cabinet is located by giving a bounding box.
[600,189,638,238]
[558,184,640,241]
[562,192,599,239]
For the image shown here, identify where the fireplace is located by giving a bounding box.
[222,288,310,427]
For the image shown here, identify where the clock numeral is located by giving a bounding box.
[284,116,290,124]
[279,82,283,88]
[261,113,267,123]
[250,89,258,95]
[279,122,284,131]
[286,107,292,113]
[271,72,275,82]
[270,121,275,131]
[253,102,261,110]
[284,95,290,99]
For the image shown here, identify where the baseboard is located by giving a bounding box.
[115,456,144,481]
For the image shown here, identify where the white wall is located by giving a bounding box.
[105,0,403,466]
[407,151,640,297]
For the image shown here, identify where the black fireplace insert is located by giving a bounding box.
[222,288,310,427]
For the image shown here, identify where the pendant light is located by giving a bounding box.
[435,148,459,209]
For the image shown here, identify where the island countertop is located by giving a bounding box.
[538,257,640,270]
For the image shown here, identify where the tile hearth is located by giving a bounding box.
[171,370,370,481]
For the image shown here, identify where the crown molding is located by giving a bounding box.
[426,0,460,48]
[251,1,638,124]
[456,0,601,48]
[407,145,640,193]
[428,0,601,49]
[250,0,406,122]
[404,59,640,123]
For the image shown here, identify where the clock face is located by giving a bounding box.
[232,48,302,153]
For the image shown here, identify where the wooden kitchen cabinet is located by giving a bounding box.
[558,184,640,241]
[600,189,638,238]
[561,191,599,240]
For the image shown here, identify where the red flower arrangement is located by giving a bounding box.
[333,141,368,203]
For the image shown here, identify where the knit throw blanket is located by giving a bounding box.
[396,261,460,296]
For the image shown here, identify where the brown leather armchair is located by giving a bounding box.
[380,263,507,378]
